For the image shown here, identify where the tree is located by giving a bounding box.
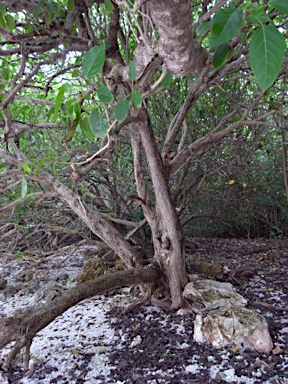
[0,0,287,369]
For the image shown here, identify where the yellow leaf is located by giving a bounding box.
[135,323,141,330]
[242,183,247,188]
[268,287,274,292]
[272,343,283,354]
[70,349,80,355]
[228,345,240,353]
[228,179,235,185]
[163,371,175,378]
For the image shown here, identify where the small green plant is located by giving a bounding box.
[66,277,75,288]
[15,250,25,260]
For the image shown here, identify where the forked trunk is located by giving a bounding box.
[137,109,188,308]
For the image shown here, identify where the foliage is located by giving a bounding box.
[0,0,287,252]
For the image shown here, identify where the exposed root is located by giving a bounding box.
[123,285,152,314]
[0,267,160,370]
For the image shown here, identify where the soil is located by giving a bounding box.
[0,238,287,383]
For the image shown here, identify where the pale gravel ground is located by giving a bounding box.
[0,246,288,383]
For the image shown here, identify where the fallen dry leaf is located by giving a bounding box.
[254,360,271,369]
[272,344,283,355]
[163,371,175,378]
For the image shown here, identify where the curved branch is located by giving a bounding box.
[0,266,160,370]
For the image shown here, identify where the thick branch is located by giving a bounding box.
[147,0,208,75]
[0,267,160,368]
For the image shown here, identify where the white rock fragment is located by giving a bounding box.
[129,335,142,348]
[183,279,273,354]
[193,307,273,354]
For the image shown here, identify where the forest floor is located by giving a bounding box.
[0,237,287,383]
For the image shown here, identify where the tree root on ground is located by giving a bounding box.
[0,267,160,371]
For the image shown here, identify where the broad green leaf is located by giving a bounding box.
[60,156,70,162]
[53,84,67,120]
[34,158,49,175]
[21,176,28,199]
[270,0,288,14]
[89,108,109,139]
[71,68,79,78]
[73,102,81,118]
[128,61,137,82]
[67,0,74,11]
[210,8,243,47]
[249,25,286,90]
[97,85,114,104]
[63,104,81,142]
[114,99,129,122]
[22,163,32,175]
[246,8,271,24]
[0,13,6,28]
[2,65,9,80]
[196,21,211,35]
[104,0,114,13]
[63,123,77,143]
[80,115,94,141]
[47,1,60,14]
[213,43,229,69]
[131,90,142,108]
[82,45,106,78]
[5,14,15,31]
[34,0,44,16]
[161,71,171,88]
[0,4,6,15]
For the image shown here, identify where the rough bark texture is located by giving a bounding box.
[147,0,208,75]
[0,267,160,369]
[137,109,188,309]
[35,171,143,269]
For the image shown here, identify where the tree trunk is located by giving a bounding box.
[137,108,188,309]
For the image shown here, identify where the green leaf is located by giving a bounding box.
[128,61,137,82]
[34,0,45,16]
[21,176,28,199]
[114,99,129,123]
[213,43,229,69]
[5,14,15,31]
[34,158,49,176]
[80,115,94,141]
[104,0,114,13]
[53,84,67,120]
[47,1,60,14]
[210,8,243,47]
[60,156,70,162]
[161,71,171,88]
[97,85,114,104]
[246,8,271,24]
[82,45,106,78]
[131,90,142,108]
[196,21,211,35]
[67,0,74,11]
[63,123,77,143]
[89,108,109,139]
[0,13,6,28]
[249,25,286,90]
[22,163,32,175]
[0,4,6,15]
[63,103,81,142]
[73,102,81,118]
[270,0,288,14]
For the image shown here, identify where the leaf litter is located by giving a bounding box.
[0,238,287,383]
